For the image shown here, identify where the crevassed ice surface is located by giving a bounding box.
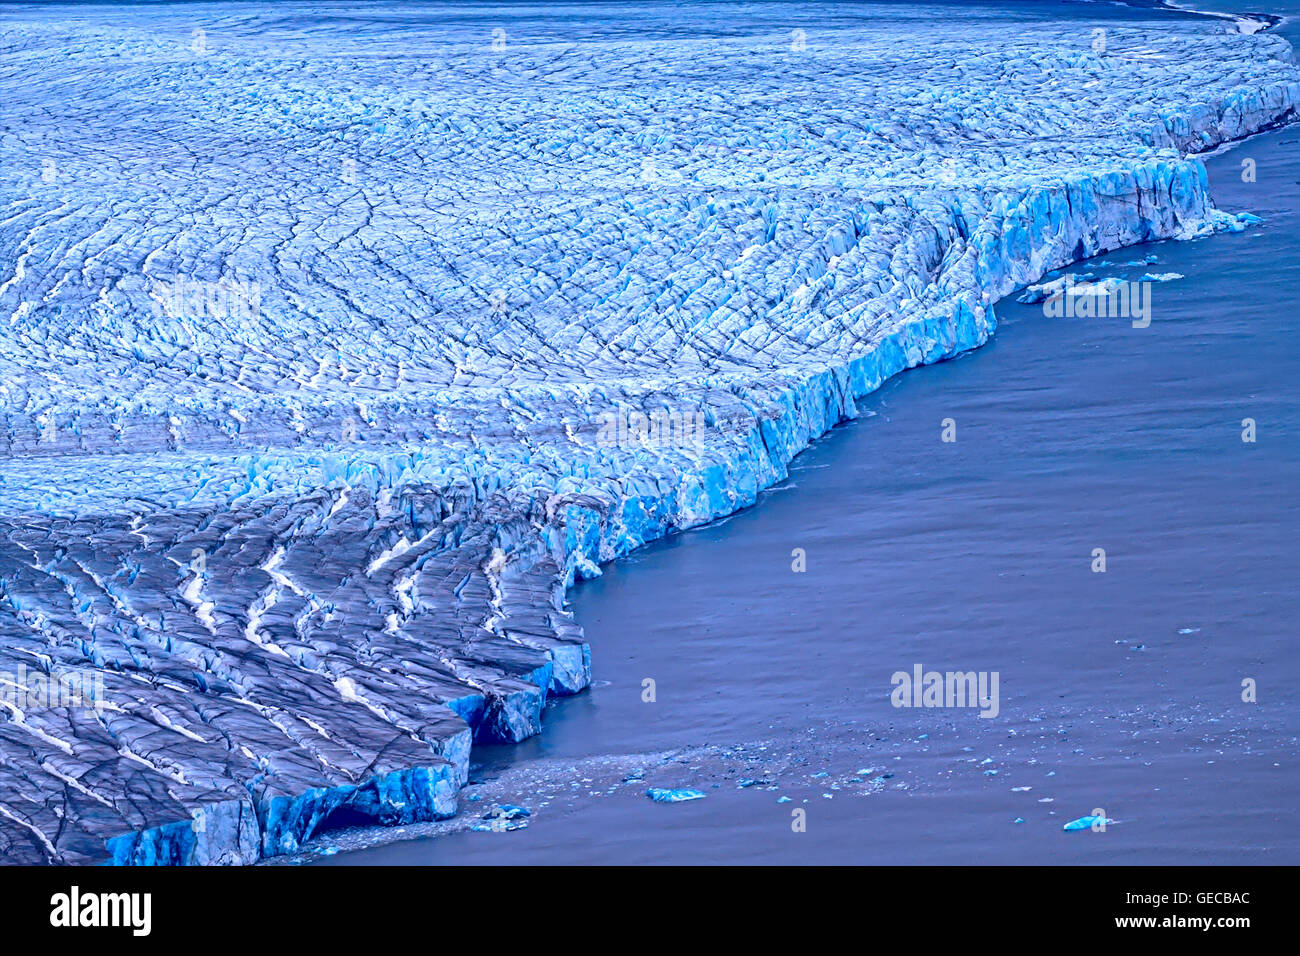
[0,1,1296,863]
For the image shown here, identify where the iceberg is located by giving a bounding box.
[471,805,532,832]
[1063,815,1117,832]
[646,788,708,804]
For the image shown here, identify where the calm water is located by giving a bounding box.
[326,19,1300,868]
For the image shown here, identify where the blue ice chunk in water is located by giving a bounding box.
[472,804,532,831]
[1016,272,1095,303]
[646,787,706,803]
[1063,815,1115,831]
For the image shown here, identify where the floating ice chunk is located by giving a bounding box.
[1020,274,1129,304]
[646,788,706,803]
[1140,272,1184,282]
[471,805,532,831]
[1073,277,1129,296]
[1016,273,1095,303]
[1063,815,1115,831]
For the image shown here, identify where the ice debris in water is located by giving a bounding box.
[646,788,707,804]
[471,805,532,832]
[1213,211,1265,233]
[1077,277,1129,296]
[1140,272,1185,282]
[1063,815,1116,831]
[1016,273,1095,303]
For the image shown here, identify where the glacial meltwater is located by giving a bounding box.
[318,15,1300,868]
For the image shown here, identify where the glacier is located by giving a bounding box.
[0,1,1297,864]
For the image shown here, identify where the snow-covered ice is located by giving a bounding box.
[0,1,1296,863]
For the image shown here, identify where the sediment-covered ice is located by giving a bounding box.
[0,2,1296,863]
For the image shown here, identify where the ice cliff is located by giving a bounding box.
[0,2,1296,863]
